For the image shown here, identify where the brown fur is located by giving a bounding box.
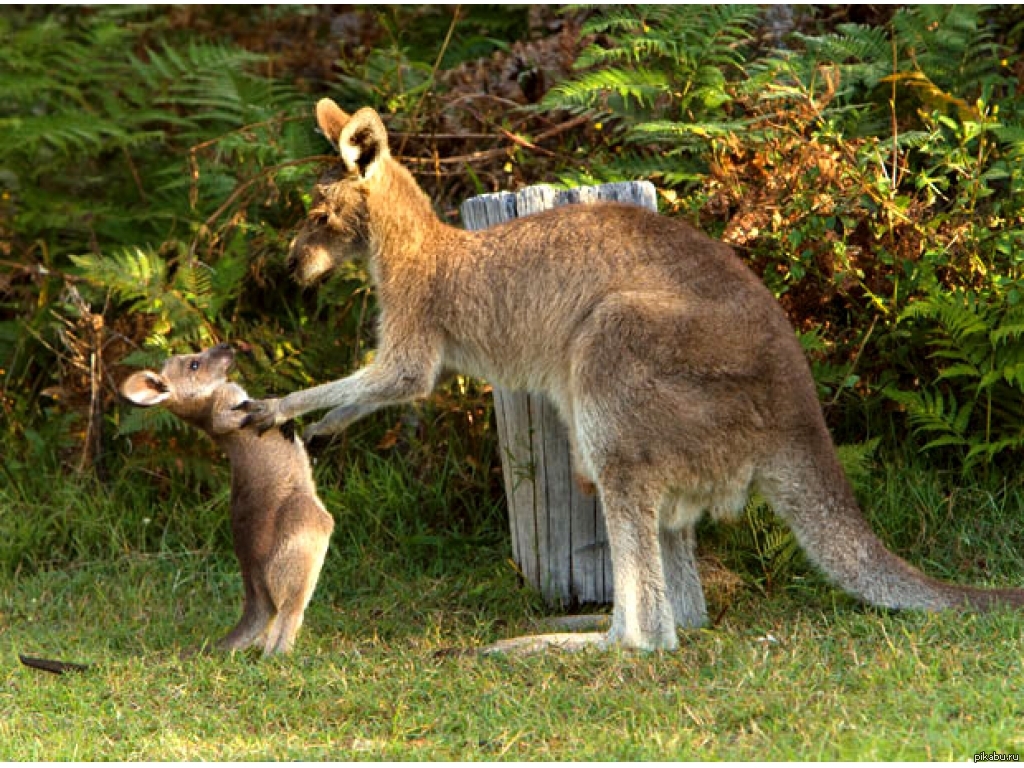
[122,344,333,656]
[237,100,1024,652]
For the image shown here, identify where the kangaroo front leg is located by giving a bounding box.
[302,402,379,444]
[238,342,442,433]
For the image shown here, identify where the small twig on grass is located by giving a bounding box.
[19,655,92,675]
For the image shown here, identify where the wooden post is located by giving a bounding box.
[460,181,658,608]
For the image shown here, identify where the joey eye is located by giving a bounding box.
[189,360,200,371]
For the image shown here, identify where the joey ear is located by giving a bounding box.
[315,98,351,150]
[121,371,172,407]
[337,107,390,180]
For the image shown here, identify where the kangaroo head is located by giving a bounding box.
[121,343,236,424]
[287,100,390,286]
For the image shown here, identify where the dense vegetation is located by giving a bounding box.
[3,5,1024,590]
[3,9,1024,760]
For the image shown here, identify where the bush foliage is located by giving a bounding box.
[543,5,1024,466]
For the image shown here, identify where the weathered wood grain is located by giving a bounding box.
[460,181,657,607]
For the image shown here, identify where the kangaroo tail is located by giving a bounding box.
[759,449,1024,612]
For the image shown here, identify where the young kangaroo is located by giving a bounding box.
[122,343,333,656]
[237,99,1024,652]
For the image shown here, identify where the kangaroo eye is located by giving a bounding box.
[189,360,200,371]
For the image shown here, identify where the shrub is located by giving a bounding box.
[541,5,1024,462]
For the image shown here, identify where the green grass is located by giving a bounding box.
[3,556,1022,761]
[2,446,1024,760]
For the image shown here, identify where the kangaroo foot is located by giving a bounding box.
[532,614,610,633]
[481,631,607,656]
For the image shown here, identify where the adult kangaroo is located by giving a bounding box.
[238,98,1024,652]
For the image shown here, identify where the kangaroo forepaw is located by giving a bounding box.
[303,432,333,458]
[233,398,285,435]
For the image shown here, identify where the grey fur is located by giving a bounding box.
[238,100,1024,652]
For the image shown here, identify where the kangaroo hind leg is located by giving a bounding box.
[261,527,330,656]
[219,577,274,653]
[660,519,707,630]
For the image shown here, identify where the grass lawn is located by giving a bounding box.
[3,540,1023,761]
[2,441,1024,760]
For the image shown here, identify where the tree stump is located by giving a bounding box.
[460,181,658,608]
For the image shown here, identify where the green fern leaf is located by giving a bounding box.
[117,403,189,438]
[70,249,168,303]
[921,434,970,451]
[544,67,671,110]
[936,362,981,381]
[990,322,1024,346]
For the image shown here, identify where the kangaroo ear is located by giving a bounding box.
[121,371,171,407]
[315,98,351,150]
[337,107,390,180]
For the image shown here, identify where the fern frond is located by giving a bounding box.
[990,322,1024,346]
[835,438,881,484]
[886,386,973,443]
[70,249,168,304]
[577,5,649,38]
[544,67,671,110]
[117,404,190,438]
[965,435,1024,467]
[891,5,1003,96]
[175,261,214,304]
[900,292,990,342]
[936,362,981,382]
[921,434,971,452]
[628,118,747,143]
[791,23,891,91]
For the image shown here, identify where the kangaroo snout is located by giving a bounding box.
[210,342,236,364]
[287,236,338,287]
